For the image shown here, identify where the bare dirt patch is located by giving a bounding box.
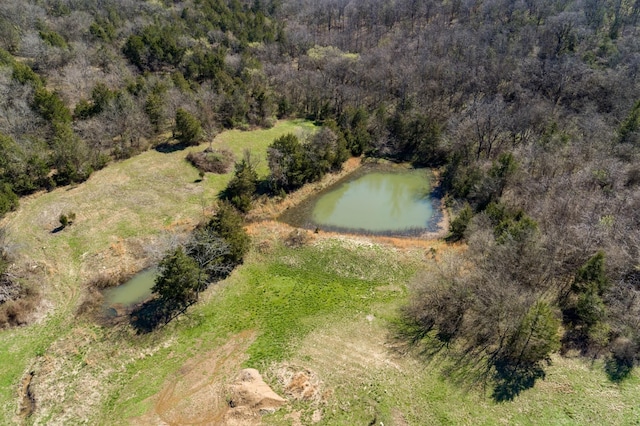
[269,365,328,426]
[275,365,326,403]
[225,368,286,425]
[133,330,288,426]
[18,371,35,419]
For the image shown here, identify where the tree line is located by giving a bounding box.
[132,202,250,332]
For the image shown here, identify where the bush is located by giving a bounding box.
[0,297,35,328]
[284,229,312,248]
[58,212,76,229]
[0,184,18,217]
[186,148,234,174]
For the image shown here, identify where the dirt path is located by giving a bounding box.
[134,331,253,425]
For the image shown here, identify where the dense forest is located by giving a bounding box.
[1,0,640,397]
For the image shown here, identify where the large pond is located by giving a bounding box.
[280,164,443,236]
[102,267,158,312]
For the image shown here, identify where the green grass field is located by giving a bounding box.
[1,120,639,425]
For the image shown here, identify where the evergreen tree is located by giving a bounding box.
[0,184,18,217]
[174,108,203,146]
[152,247,201,308]
[208,202,250,264]
[224,154,258,213]
[447,204,473,242]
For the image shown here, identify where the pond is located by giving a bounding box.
[280,164,443,236]
[102,267,158,312]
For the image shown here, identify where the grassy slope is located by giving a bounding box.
[0,119,316,423]
[0,119,638,425]
[106,240,640,425]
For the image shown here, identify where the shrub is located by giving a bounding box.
[284,229,312,248]
[186,148,234,174]
[58,212,76,229]
[0,184,18,217]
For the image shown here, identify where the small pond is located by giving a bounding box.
[102,267,158,312]
[279,164,443,236]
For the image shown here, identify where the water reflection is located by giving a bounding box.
[310,169,435,232]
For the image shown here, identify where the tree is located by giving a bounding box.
[223,150,259,213]
[0,184,18,218]
[145,92,165,132]
[152,247,201,308]
[32,87,71,124]
[267,133,305,190]
[307,126,349,176]
[266,129,347,192]
[185,226,232,291]
[208,202,250,265]
[174,108,203,146]
[492,301,560,401]
[507,301,561,368]
[618,100,640,144]
[50,124,92,185]
[123,25,186,72]
[447,204,473,242]
[561,251,611,351]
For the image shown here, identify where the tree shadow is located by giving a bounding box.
[393,313,549,402]
[491,360,546,402]
[129,298,191,334]
[51,225,64,234]
[155,141,188,153]
[391,321,489,390]
[605,357,634,383]
[255,178,276,196]
[129,298,168,333]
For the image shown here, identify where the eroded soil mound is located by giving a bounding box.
[134,331,288,425]
[276,366,325,403]
[224,368,286,425]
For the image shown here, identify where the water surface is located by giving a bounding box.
[281,165,441,235]
[103,267,158,308]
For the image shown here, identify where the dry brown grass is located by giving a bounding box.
[186,148,235,174]
[247,157,363,222]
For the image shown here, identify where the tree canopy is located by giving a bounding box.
[152,247,201,309]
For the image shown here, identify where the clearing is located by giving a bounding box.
[0,120,638,425]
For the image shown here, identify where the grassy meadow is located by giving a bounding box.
[0,120,639,425]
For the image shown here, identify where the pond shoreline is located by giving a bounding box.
[281,161,448,237]
[248,157,449,243]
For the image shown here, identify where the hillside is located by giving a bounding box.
[0,123,638,424]
[1,0,640,424]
